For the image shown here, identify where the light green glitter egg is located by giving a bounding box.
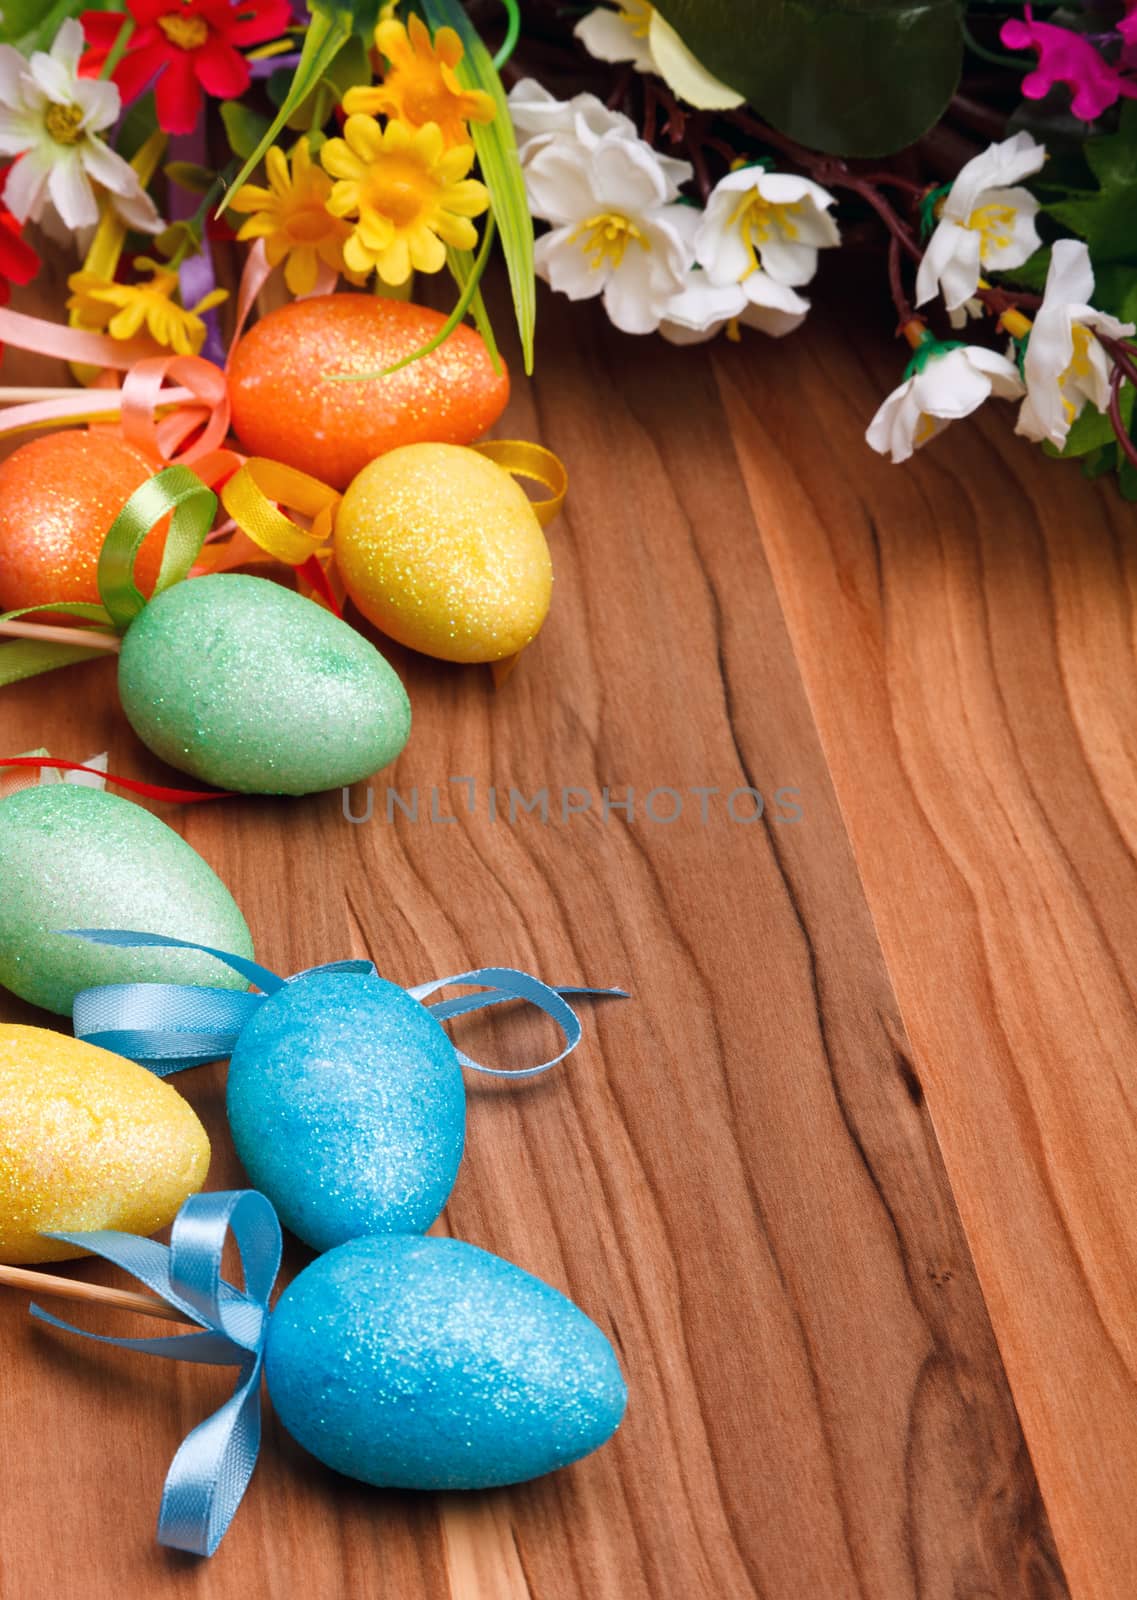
[0,784,253,1016]
[117,575,411,795]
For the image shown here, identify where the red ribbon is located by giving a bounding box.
[0,757,230,803]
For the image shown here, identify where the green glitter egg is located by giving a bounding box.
[117,575,411,795]
[0,784,253,1016]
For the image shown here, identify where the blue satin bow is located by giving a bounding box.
[31,1189,280,1557]
[66,930,627,1077]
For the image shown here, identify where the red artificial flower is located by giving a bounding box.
[80,0,292,137]
[0,170,39,309]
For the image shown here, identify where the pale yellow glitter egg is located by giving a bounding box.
[0,1026,210,1264]
[335,444,553,664]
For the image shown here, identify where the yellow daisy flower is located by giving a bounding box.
[342,14,495,149]
[228,140,354,296]
[67,259,227,356]
[320,115,489,286]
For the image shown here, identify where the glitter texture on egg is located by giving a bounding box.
[0,1025,210,1264]
[0,783,253,1015]
[227,296,510,489]
[226,970,465,1252]
[0,430,167,612]
[336,443,554,663]
[264,1234,628,1489]
[117,573,411,795]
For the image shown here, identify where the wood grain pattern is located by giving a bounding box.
[717,278,1137,1600]
[0,272,1068,1598]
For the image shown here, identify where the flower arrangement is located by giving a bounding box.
[0,0,1131,493]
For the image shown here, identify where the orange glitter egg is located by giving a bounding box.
[227,295,510,490]
[0,431,166,613]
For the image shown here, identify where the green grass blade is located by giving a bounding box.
[446,244,503,375]
[493,0,521,69]
[217,4,355,215]
[421,0,535,373]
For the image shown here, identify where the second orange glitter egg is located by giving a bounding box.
[0,431,167,613]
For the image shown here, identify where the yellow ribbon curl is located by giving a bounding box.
[218,442,568,681]
[221,441,566,554]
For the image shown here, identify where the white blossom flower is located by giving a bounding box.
[525,127,694,334]
[947,294,984,331]
[0,21,160,233]
[575,1,744,110]
[660,243,810,343]
[695,166,840,290]
[506,78,690,188]
[1015,239,1136,449]
[866,343,1024,464]
[508,78,634,163]
[915,132,1045,313]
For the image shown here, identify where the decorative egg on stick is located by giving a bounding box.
[0,1025,210,1263]
[0,1190,627,1555]
[70,932,626,1253]
[0,782,253,1015]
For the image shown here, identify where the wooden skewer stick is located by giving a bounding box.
[0,386,91,404]
[0,619,121,651]
[0,1263,192,1325]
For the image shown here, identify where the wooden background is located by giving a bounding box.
[1,256,1133,1599]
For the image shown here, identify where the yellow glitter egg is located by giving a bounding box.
[0,1025,210,1264]
[335,444,553,664]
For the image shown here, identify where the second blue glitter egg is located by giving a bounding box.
[226,970,465,1252]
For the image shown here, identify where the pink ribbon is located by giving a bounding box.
[119,355,233,472]
[228,239,339,361]
[0,307,162,368]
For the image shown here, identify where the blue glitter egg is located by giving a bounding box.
[226,970,465,1252]
[264,1234,628,1489]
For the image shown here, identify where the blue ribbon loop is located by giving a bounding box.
[66,930,627,1078]
[31,1190,280,1557]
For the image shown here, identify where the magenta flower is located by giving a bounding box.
[1120,0,1137,68]
[1001,5,1137,120]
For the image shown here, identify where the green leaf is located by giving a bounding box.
[320,31,372,99]
[1083,443,1117,481]
[12,0,77,49]
[153,220,201,261]
[220,102,273,163]
[165,161,216,196]
[1042,387,1133,459]
[996,247,1051,293]
[653,0,962,157]
[114,91,159,161]
[1046,103,1137,263]
[1091,262,1137,322]
[218,2,356,214]
[421,0,536,372]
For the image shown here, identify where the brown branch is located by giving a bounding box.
[888,233,915,329]
[1101,338,1137,469]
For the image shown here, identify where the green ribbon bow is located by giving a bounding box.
[0,465,216,688]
